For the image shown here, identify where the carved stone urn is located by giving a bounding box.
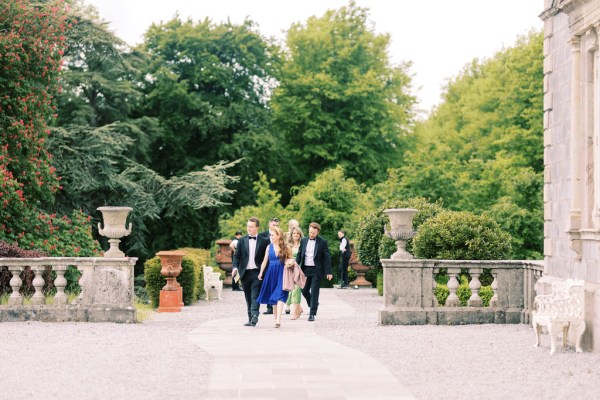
[215,239,233,286]
[97,206,133,258]
[384,208,418,260]
[349,240,372,288]
[156,250,187,312]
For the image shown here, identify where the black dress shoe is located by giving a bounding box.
[244,321,253,326]
[251,315,258,326]
[263,309,273,315]
[308,315,315,322]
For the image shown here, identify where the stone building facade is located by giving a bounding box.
[541,0,600,351]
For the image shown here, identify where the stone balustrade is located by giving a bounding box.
[379,259,544,325]
[0,257,137,323]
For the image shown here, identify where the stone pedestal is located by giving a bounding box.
[158,290,181,313]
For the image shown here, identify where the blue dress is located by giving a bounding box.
[257,244,288,305]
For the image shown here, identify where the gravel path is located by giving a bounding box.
[0,288,599,399]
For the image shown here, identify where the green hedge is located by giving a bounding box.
[412,210,512,260]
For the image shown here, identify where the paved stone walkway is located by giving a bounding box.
[189,290,415,400]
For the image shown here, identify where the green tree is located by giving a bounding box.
[271,1,416,189]
[48,123,238,265]
[218,172,287,239]
[286,166,367,245]
[140,16,282,207]
[55,1,144,127]
[384,30,543,259]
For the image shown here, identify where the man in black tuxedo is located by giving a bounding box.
[296,222,332,321]
[232,217,269,326]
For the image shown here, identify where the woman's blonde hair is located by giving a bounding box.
[286,224,303,246]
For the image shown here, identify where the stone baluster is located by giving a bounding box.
[8,266,23,306]
[31,266,46,305]
[432,268,439,306]
[490,271,499,307]
[73,264,93,305]
[468,268,483,307]
[446,267,460,307]
[53,265,68,305]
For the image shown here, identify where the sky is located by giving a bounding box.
[84,0,544,115]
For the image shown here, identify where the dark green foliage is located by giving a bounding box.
[141,16,282,210]
[48,124,237,264]
[412,211,512,260]
[134,274,149,304]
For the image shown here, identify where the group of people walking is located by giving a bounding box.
[232,217,343,328]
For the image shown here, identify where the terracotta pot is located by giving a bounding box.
[156,250,186,291]
[215,239,233,286]
[349,241,372,288]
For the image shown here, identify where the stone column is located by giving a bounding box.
[568,36,583,257]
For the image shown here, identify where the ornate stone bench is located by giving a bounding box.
[532,279,585,354]
[203,265,223,300]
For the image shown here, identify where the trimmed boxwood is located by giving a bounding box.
[412,210,512,260]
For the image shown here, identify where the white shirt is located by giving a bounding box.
[247,236,258,270]
[305,238,316,266]
[339,237,348,252]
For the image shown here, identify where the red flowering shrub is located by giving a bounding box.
[0,1,101,298]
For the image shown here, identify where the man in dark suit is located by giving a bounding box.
[296,222,332,321]
[232,217,269,326]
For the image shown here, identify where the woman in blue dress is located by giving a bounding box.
[257,226,291,328]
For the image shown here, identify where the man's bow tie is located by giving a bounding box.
[309,238,315,241]
[249,236,257,240]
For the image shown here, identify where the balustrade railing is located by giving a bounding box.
[380,259,544,325]
[0,257,137,323]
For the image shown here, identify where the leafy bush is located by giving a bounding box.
[434,283,449,305]
[480,286,494,307]
[134,274,149,304]
[434,275,495,307]
[179,247,213,300]
[412,210,512,260]
[376,270,383,296]
[455,275,471,306]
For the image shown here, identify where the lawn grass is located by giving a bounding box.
[135,301,154,323]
